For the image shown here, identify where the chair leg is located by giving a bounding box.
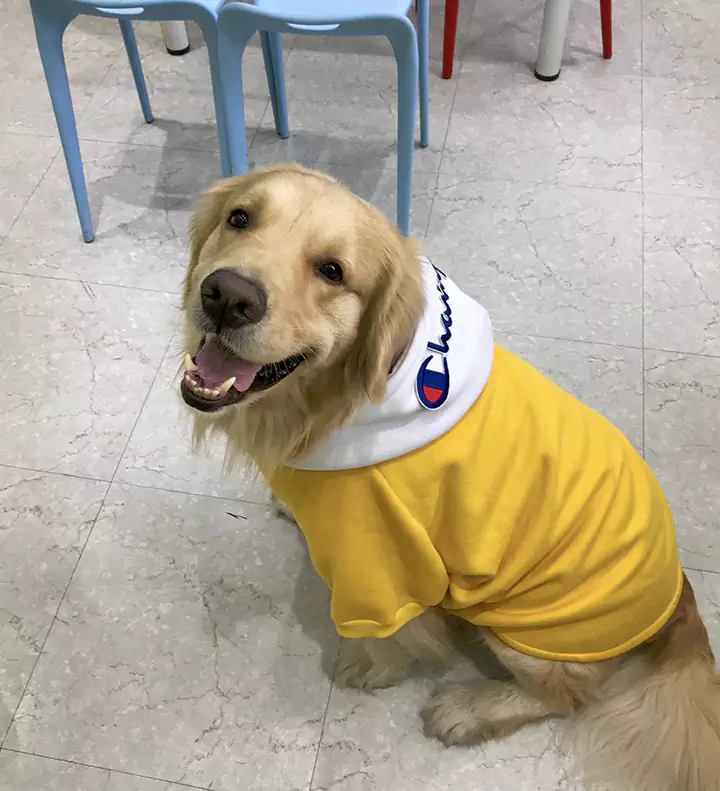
[260,32,279,133]
[199,19,233,177]
[260,31,289,139]
[30,0,94,242]
[387,18,418,236]
[417,0,429,147]
[119,19,153,123]
[600,0,612,59]
[216,22,257,174]
[442,0,459,80]
[534,0,573,81]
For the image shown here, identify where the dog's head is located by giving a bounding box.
[181,164,423,420]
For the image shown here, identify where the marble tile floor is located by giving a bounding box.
[1,0,719,787]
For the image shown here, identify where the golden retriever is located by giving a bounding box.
[180,163,720,791]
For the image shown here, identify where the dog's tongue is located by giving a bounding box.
[194,340,262,392]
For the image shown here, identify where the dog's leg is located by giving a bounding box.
[337,609,456,690]
[336,636,414,690]
[423,678,556,744]
[423,627,618,745]
[271,493,297,523]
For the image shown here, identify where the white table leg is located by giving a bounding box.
[161,21,189,56]
[535,0,572,81]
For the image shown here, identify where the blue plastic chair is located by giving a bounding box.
[217,0,430,236]
[29,0,283,242]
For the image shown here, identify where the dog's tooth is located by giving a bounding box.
[202,388,211,396]
[211,388,220,398]
[184,353,198,372]
[218,377,236,395]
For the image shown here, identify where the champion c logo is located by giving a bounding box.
[416,265,452,410]
[416,354,450,409]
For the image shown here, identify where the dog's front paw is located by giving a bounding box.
[422,683,508,746]
[271,494,296,523]
[335,643,408,691]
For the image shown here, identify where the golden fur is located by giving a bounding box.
[182,164,720,791]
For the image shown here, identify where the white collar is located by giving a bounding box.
[288,258,494,471]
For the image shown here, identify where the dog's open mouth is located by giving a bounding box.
[181,338,305,412]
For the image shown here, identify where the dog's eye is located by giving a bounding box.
[227,209,250,230]
[317,261,344,284]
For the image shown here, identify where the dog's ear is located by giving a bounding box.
[346,227,424,404]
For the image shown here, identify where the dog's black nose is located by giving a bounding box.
[200,269,267,329]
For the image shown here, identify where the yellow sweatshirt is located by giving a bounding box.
[264,262,683,662]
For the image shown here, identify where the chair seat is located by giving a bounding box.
[252,0,414,24]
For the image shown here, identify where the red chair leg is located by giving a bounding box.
[442,0,460,79]
[600,0,612,59]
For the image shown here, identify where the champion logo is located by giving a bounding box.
[416,266,452,410]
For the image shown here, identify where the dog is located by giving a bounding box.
[180,163,720,791]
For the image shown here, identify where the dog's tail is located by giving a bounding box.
[574,578,720,791]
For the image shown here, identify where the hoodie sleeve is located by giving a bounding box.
[268,465,450,638]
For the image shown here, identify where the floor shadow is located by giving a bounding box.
[446,616,514,681]
[289,532,341,681]
[82,130,222,240]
